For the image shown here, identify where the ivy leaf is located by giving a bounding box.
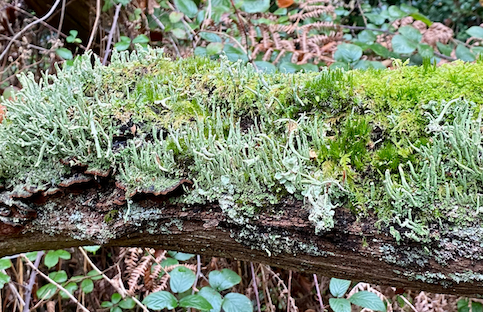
[391,35,418,54]
[170,266,196,293]
[209,269,241,292]
[56,48,73,60]
[198,287,223,312]
[455,44,475,62]
[399,26,422,43]
[334,43,362,63]
[466,26,483,39]
[329,278,351,297]
[179,295,213,311]
[348,291,387,312]
[239,0,270,13]
[142,291,178,310]
[173,0,198,18]
[329,298,351,312]
[221,293,253,312]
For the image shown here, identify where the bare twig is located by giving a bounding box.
[250,262,261,312]
[56,0,66,40]
[22,251,44,312]
[85,0,101,50]
[313,274,325,312]
[0,0,63,61]
[102,3,122,65]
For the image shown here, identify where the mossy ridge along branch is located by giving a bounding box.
[0,48,483,243]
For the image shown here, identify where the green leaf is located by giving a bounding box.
[222,293,253,312]
[82,246,101,253]
[369,43,390,58]
[329,298,351,312]
[206,42,224,55]
[329,62,350,70]
[37,284,57,300]
[436,42,453,57]
[334,43,362,63]
[388,6,407,19]
[299,63,319,72]
[410,12,432,26]
[456,44,475,62]
[60,282,78,299]
[87,270,103,280]
[56,48,73,60]
[49,270,68,283]
[169,11,184,23]
[199,32,222,42]
[349,291,387,312]
[399,26,422,43]
[473,302,483,312]
[143,291,178,310]
[81,278,94,293]
[391,35,418,54]
[365,13,385,25]
[279,62,301,73]
[198,287,223,312]
[25,252,39,262]
[119,35,131,42]
[472,47,483,57]
[0,272,11,289]
[418,43,434,58]
[173,0,198,18]
[171,28,187,40]
[110,307,122,312]
[223,44,248,62]
[0,258,12,270]
[179,295,213,310]
[358,30,376,44]
[119,297,136,309]
[101,301,113,308]
[254,61,276,73]
[111,293,122,304]
[400,4,418,14]
[239,0,270,13]
[195,47,207,56]
[169,251,196,261]
[170,266,196,293]
[116,0,131,5]
[132,34,150,44]
[114,41,130,51]
[466,26,483,39]
[353,60,385,70]
[209,269,241,292]
[329,278,351,297]
[274,8,287,15]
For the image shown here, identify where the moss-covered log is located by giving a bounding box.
[1,49,483,295]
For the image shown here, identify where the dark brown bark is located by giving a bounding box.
[1,178,483,296]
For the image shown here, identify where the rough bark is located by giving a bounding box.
[1,178,482,296]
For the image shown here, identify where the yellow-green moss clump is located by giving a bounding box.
[1,48,483,241]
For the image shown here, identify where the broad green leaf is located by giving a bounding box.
[388,6,407,19]
[49,270,68,283]
[456,44,475,62]
[457,299,470,312]
[223,44,248,62]
[56,48,73,60]
[329,278,351,297]
[466,26,483,39]
[209,269,241,291]
[171,28,187,40]
[142,291,178,310]
[472,47,483,57]
[195,47,207,56]
[473,302,483,312]
[369,43,390,58]
[173,0,198,18]
[334,43,362,63]
[0,272,10,289]
[358,30,376,44]
[198,287,223,312]
[0,258,11,270]
[353,60,385,70]
[239,0,270,13]
[391,35,418,54]
[418,43,434,58]
[60,282,78,299]
[161,258,179,268]
[114,41,130,51]
[349,291,387,312]
[25,252,39,262]
[37,284,57,300]
[399,26,422,43]
[274,8,287,15]
[206,42,224,55]
[168,252,195,261]
[222,293,253,312]
[329,298,351,312]
[329,62,350,70]
[279,62,300,73]
[169,11,184,23]
[299,63,319,72]
[132,34,150,44]
[436,42,453,56]
[199,32,222,42]
[400,4,418,14]
[410,12,432,26]
[111,293,122,304]
[119,35,131,42]
[82,246,101,253]
[87,270,103,280]
[170,266,196,293]
[111,307,122,312]
[119,297,136,309]
[81,278,94,293]
[254,61,276,73]
[101,301,113,308]
[365,13,385,25]
[179,295,213,310]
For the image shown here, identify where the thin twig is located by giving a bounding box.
[250,262,261,312]
[22,253,90,312]
[22,251,44,312]
[102,3,122,65]
[55,0,66,41]
[287,270,292,312]
[313,274,325,312]
[150,13,181,58]
[0,0,63,61]
[85,0,101,50]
